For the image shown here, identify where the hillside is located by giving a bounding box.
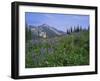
[25,31,89,68]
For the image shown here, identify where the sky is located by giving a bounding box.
[25,12,89,32]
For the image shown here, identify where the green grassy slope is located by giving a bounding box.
[25,31,89,68]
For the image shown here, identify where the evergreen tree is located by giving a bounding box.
[25,23,32,42]
[88,25,90,31]
[70,26,73,33]
[79,26,82,31]
[67,29,70,34]
[76,25,80,32]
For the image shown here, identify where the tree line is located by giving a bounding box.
[66,25,89,34]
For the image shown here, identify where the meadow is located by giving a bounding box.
[25,31,89,68]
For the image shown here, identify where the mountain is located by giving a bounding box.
[29,24,65,38]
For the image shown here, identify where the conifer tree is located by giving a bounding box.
[70,26,73,33]
[25,23,32,42]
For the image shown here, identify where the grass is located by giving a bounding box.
[25,31,89,68]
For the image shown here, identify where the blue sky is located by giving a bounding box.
[25,12,89,32]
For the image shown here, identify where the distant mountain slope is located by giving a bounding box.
[39,24,63,35]
[29,24,65,38]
